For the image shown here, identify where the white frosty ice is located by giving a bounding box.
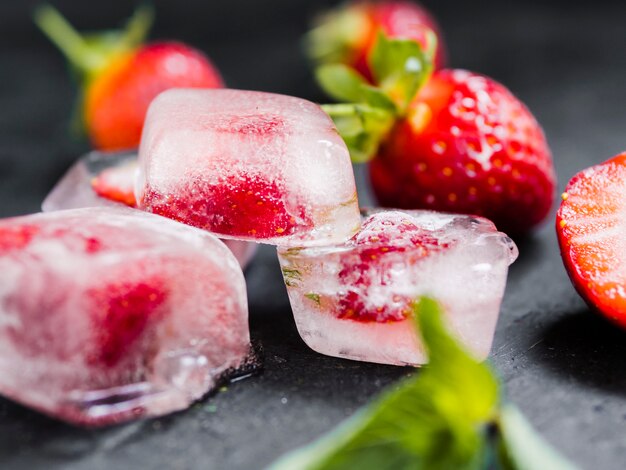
[0,207,250,426]
[277,209,518,366]
[42,151,257,269]
[135,88,360,246]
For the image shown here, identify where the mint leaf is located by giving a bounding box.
[322,103,395,163]
[495,405,578,470]
[316,64,397,111]
[269,298,579,470]
[368,31,435,112]
[269,297,498,470]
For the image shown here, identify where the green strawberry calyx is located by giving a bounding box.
[319,31,436,163]
[34,4,154,81]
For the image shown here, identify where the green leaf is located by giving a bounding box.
[368,31,435,112]
[321,103,395,163]
[268,297,499,470]
[316,64,397,111]
[34,4,153,78]
[495,405,579,470]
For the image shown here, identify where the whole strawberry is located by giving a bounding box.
[308,0,445,80]
[556,153,626,329]
[35,5,223,151]
[317,33,555,234]
[371,70,555,234]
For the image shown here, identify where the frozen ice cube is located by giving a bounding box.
[0,207,250,426]
[277,209,518,366]
[42,151,257,269]
[135,89,360,246]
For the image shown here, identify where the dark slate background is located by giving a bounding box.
[1,0,625,468]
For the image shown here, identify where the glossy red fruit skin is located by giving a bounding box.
[556,153,626,329]
[370,69,556,235]
[352,1,446,80]
[86,42,223,151]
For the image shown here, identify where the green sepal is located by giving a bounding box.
[322,103,395,163]
[34,4,154,79]
[316,64,396,111]
[368,31,435,113]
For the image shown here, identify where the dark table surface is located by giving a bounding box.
[1,0,625,469]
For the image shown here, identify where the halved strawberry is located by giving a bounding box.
[141,174,312,240]
[556,153,626,329]
[91,162,138,207]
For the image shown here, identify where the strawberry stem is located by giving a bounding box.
[34,4,104,74]
[34,4,154,77]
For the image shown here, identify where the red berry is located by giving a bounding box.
[370,70,556,234]
[556,153,626,329]
[141,174,312,240]
[85,42,223,151]
[335,213,448,322]
[87,277,168,367]
[353,1,446,80]
[310,1,445,80]
[91,162,138,207]
[0,225,39,254]
[36,7,224,151]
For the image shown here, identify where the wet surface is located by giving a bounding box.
[1,0,625,468]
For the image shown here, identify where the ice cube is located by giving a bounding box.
[0,207,250,426]
[135,89,360,246]
[277,209,518,366]
[42,151,257,269]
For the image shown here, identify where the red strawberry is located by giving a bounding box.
[87,277,167,367]
[335,212,447,322]
[91,162,138,207]
[317,27,555,235]
[309,0,445,80]
[35,6,223,151]
[556,153,626,329]
[370,70,555,234]
[141,174,312,240]
[0,225,40,253]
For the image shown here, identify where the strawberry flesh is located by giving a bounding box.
[91,162,138,207]
[335,212,448,323]
[142,174,312,239]
[87,278,167,367]
[0,225,40,254]
[556,153,626,329]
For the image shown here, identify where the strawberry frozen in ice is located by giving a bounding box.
[42,151,257,269]
[0,207,249,426]
[135,89,361,246]
[278,209,517,365]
